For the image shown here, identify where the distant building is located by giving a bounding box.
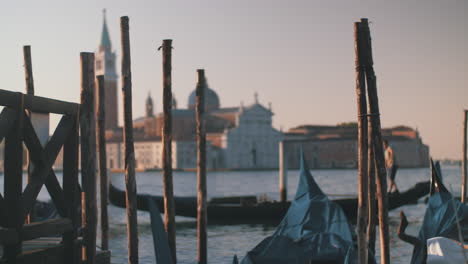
[104,85,282,170]
[96,12,282,170]
[95,10,119,130]
[284,124,429,168]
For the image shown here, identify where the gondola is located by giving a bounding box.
[398,159,468,264]
[109,176,429,225]
[238,152,376,264]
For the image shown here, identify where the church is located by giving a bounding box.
[96,12,283,170]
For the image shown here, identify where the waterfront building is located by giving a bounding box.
[284,124,430,169]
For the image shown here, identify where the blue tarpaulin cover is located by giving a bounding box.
[240,152,372,264]
[409,161,468,264]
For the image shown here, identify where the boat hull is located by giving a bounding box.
[109,181,430,224]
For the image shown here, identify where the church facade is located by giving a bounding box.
[97,13,283,170]
[104,83,283,170]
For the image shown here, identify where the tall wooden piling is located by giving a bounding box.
[23,45,35,224]
[120,16,139,264]
[161,38,177,263]
[279,141,288,202]
[359,18,390,264]
[367,136,377,254]
[354,21,369,264]
[462,110,467,203]
[80,52,97,264]
[96,75,109,250]
[196,69,208,264]
[63,105,80,264]
[23,46,35,95]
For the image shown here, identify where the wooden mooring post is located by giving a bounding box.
[462,110,467,203]
[120,16,139,264]
[367,138,377,254]
[357,18,390,264]
[23,45,35,224]
[96,75,109,250]
[354,21,369,264]
[160,39,177,263]
[3,93,25,261]
[80,52,97,264]
[196,69,208,264]
[279,141,288,202]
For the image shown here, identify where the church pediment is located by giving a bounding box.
[242,103,272,116]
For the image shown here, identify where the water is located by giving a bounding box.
[0,166,463,263]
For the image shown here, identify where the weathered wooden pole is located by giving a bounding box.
[80,52,97,264]
[3,95,24,262]
[63,107,80,264]
[120,16,139,264]
[360,18,390,264]
[23,46,35,95]
[354,21,369,264]
[96,75,109,250]
[23,45,34,224]
[367,136,377,254]
[161,39,177,263]
[462,110,467,203]
[196,69,208,264]
[279,141,288,202]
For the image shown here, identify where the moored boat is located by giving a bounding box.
[239,152,376,264]
[398,159,468,264]
[109,176,430,224]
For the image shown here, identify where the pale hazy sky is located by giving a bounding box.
[1,1,467,159]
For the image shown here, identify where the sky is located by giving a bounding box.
[1,0,467,159]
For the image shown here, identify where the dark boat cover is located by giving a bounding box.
[146,196,174,264]
[241,152,369,264]
[410,160,468,264]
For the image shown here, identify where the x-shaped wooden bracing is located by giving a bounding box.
[0,107,77,225]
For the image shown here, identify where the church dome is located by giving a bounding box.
[187,83,220,111]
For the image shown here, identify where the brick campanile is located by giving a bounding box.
[95,9,119,130]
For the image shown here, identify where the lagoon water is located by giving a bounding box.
[0,166,463,263]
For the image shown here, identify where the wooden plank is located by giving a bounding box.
[0,108,16,226]
[44,171,67,217]
[0,227,19,245]
[15,240,69,264]
[0,238,93,264]
[161,38,176,263]
[196,69,208,264]
[63,114,80,264]
[96,250,111,264]
[3,95,24,261]
[21,218,72,241]
[120,16,139,264]
[354,21,369,264]
[22,114,73,219]
[24,45,35,224]
[80,52,97,264]
[0,107,18,144]
[0,89,79,115]
[96,75,109,250]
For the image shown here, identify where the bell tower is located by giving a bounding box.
[95,9,118,129]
